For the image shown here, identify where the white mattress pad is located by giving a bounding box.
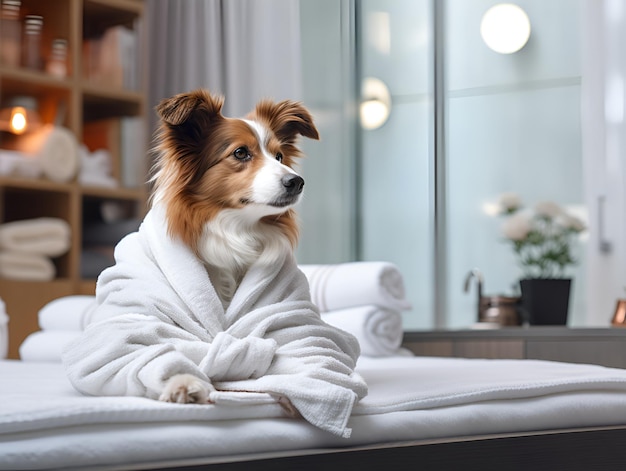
[3,356,626,470]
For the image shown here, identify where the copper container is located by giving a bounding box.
[611,299,626,327]
[479,295,523,326]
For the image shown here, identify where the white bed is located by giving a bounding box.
[5,266,626,470]
[4,354,626,470]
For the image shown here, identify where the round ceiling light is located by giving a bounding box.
[480,3,531,54]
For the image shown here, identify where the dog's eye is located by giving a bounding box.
[233,147,251,161]
[276,152,283,163]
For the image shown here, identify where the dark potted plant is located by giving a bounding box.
[498,194,585,325]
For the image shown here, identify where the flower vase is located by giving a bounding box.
[519,278,572,326]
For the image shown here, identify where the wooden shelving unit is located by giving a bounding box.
[0,0,147,358]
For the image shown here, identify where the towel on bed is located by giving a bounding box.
[0,218,71,256]
[62,204,368,438]
[37,295,97,331]
[21,298,407,361]
[299,262,411,312]
[0,251,55,281]
[20,331,81,362]
[321,306,407,357]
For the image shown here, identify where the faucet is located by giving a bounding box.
[463,268,484,322]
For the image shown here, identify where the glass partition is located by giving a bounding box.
[298,0,586,330]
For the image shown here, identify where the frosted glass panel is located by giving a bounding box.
[298,0,585,330]
[359,0,433,329]
[446,0,582,90]
[297,0,356,263]
[445,0,586,328]
[360,0,430,95]
[361,101,432,329]
[447,86,586,327]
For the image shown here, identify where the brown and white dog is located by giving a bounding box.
[151,89,319,403]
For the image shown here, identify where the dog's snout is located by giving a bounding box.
[282,174,304,195]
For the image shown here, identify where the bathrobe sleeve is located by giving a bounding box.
[62,313,212,398]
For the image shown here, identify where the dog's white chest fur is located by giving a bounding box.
[198,208,290,305]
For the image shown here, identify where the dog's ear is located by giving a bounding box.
[251,100,320,144]
[156,89,224,126]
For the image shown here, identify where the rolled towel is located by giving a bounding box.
[38,295,97,331]
[19,330,81,362]
[299,262,412,312]
[321,305,409,357]
[0,251,55,281]
[0,218,70,256]
[15,125,79,183]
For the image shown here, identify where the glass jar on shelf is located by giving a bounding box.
[21,14,43,70]
[46,38,68,78]
[0,0,21,67]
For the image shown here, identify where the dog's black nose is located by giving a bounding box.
[282,174,305,195]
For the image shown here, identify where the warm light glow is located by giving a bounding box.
[360,100,389,130]
[10,107,27,134]
[482,202,501,217]
[0,97,40,135]
[360,77,391,130]
[367,12,391,54]
[480,3,531,54]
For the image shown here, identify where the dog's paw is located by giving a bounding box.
[275,395,302,418]
[159,374,214,404]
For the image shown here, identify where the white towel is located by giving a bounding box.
[0,251,55,281]
[78,147,118,188]
[62,204,368,438]
[0,150,42,178]
[322,306,408,357]
[0,218,71,256]
[299,262,411,312]
[20,331,81,362]
[14,125,79,183]
[38,295,97,331]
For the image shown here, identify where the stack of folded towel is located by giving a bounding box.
[0,218,71,281]
[20,262,412,361]
[19,295,95,362]
[299,262,412,357]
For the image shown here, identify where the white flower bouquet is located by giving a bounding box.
[498,193,586,278]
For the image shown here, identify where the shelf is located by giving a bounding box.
[80,183,145,200]
[0,175,75,193]
[0,177,146,202]
[82,85,143,120]
[83,0,143,38]
[0,66,74,91]
[0,0,147,360]
[0,278,76,359]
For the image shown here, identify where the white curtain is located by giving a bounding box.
[147,0,302,127]
[582,0,626,325]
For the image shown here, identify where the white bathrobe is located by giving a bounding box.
[62,205,368,438]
